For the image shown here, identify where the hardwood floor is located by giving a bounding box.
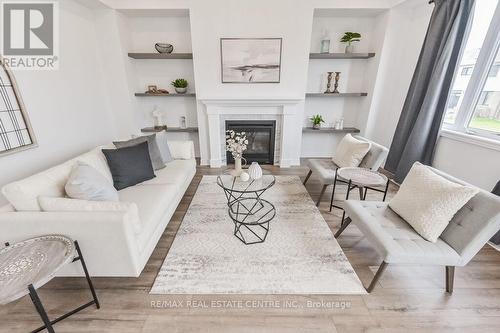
[1,164,499,332]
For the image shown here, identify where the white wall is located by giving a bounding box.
[189,0,314,100]
[124,14,200,156]
[302,13,389,157]
[0,0,116,205]
[364,0,433,147]
[434,136,500,190]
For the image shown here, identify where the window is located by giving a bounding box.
[443,0,500,140]
[461,66,474,75]
[477,91,493,106]
[488,63,500,77]
[449,91,462,109]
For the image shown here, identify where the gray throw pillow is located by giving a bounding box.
[155,135,173,164]
[113,134,165,170]
[65,162,119,201]
[102,142,156,190]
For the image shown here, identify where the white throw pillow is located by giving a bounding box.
[38,196,141,234]
[1,146,112,211]
[167,141,192,160]
[332,134,371,167]
[389,162,479,243]
[65,162,119,201]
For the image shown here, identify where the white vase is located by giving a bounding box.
[248,162,263,180]
[233,157,243,176]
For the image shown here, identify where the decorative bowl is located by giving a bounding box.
[155,43,173,54]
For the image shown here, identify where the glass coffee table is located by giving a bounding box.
[217,170,276,245]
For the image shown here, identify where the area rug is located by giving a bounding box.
[150,176,366,294]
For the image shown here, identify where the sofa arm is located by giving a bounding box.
[0,210,141,277]
[168,140,195,160]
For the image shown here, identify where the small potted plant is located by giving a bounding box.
[310,114,325,129]
[340,32,361,53]
[171,78,188,94]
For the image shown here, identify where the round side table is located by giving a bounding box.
[0,235,100,333]
[329,167,389,222]
[217,170,276,245]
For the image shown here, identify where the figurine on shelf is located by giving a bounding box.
[151,106,165,129]
[325,72,334,94]
[146,85,169,95]
[180,116,187,129]
[333,72,341,93]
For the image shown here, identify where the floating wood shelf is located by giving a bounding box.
[141,126,199,133]
[309,53,375,59]
[306,93,367,97]
[135,93,196,97]
[128,53,193,59]
[302,127,360,133]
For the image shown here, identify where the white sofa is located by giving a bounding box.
[0,140,196,277]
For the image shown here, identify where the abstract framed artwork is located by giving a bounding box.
[0,59,36,156]
[220,38,282,83]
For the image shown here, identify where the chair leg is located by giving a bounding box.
[366,261,388,293]
[446,266,455,294]
[303,170,312,185]
[316,184,328,207]
[358,186,364,200]
[74,241,100,309]
[28,284,55,333]
[334,217,352,238]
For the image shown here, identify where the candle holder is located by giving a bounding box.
[324,72,334,94]
[333,72,341,93]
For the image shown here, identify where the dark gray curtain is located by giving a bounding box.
[385,0,476,183]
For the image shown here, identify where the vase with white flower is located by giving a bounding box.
[226,130,248,176]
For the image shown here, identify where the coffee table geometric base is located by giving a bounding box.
[217,173,277,245]
[229,198,276,245]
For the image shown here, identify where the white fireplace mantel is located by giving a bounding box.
[200,98,303,168]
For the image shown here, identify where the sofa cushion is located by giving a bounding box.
[114,134,166,170]
[344,200,462,265]
[2,147,112,211]
[389,163,478,243]
[102,142,156,190]
[38,196,141,234]
[118,184,178,248]
[332,134,371,168]
[141,159,196,188]
[65,162,118,201]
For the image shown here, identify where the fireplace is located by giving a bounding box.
[226,120,276,165]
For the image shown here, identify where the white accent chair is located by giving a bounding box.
[335,165,500,293]
[303,136,389,206]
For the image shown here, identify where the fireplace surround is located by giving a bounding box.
[226,120,276,165]
[200,99,302,168]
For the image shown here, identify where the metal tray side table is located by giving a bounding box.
[217,172,277,245]
[329,167,389,224]
[0,235,100,333]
